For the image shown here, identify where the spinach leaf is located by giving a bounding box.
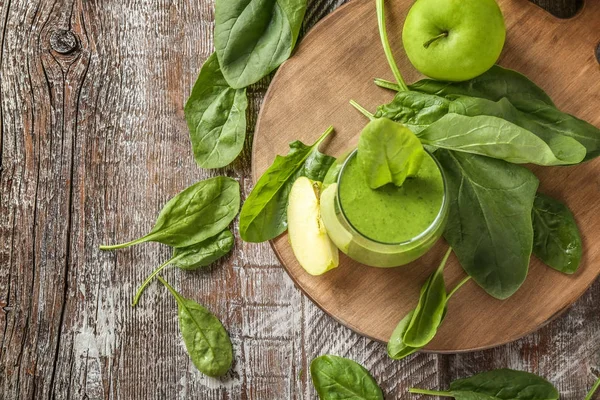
[376,91,586,165]
[240,127,335,243]
[100,177,240,250]
[403,248,450,347]
[410,368,559,400]
[214,0,307,89]
[436,150,539,299]
[509,98,600,161]
[357,118,425,189]
[419,113,585,166]
[532,193,582,274]
[585,375,600,400]
[310,355,384,400]
[387,310,419,360]
[132,230,235,306]
[158,276,233,377]
[409,65,555,106]
[184,53,248,169]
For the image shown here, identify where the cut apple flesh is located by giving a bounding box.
[287,177,339,275]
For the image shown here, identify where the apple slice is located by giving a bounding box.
[287,177,339,275]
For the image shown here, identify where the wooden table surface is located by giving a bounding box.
[0,0,598,399]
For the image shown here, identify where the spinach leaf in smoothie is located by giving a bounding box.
[410,368,559,400]
[185,53,248,169]
[240,127,335,243]
[157,276,233,377]
[436,150,539,300]
[532,193,582,274]
[100,177,240,250]
[403,248,450,347]
[357,118,425,189]
[310,355,384,400]
[214,0,307,89]
[132,230,235,306]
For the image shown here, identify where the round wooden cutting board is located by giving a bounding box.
[252,0,600,351]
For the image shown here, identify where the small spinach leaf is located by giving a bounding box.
[310,355,384,400]
[357,118,425,188]
[436,150,539,299]
[409,65,555,106]
[100,177,240,250]
[184,53,248,169]
[410,368,559,400]
[132,230,235,306]
[403,248,450,347]
[158,276,233,377]
[387,310,419,360]
[214,0,307,89]
[532,193,582,274]
[240,127,335,243]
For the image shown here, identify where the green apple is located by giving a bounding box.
[287,177,339,276]
[402,0,506,81]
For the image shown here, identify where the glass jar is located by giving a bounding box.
[320,149,449,268]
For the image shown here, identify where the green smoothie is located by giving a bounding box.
[339,152,445,244]
[320,149,448,267]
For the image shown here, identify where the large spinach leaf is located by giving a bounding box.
[510,98,600,161]
[532,193,582,274]
[100,177,240,250]
[158,276,233,377]
[376,91,586,165]
[132,230,235,306]
[185,53,248,169]
[410,368,559,400]
[214,0,307,89]
[240,127,335,243]
[435,150,539,299]
[310,355,384,400]
[409,65,555,106]
[403,248,450,347]
[357,118,425,188]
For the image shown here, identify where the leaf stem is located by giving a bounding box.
[585,375,600,400]
[99,236,148,251]
[315,125,335,148]
[156,275,183,304]
[349,100,375,120]
[447,276,472,301]
[409,388,454,397]
[132,255,181,307]
[376,0,408,92]
[374,78,401,91]
[423,32,448,49]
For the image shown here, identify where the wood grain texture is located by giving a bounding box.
[0,0,598,399]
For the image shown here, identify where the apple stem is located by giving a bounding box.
[423,32,448,49]
[376,0,409,92]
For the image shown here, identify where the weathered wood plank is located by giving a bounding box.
[0,0,597,399]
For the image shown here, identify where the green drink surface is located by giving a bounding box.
[338,153,445,244]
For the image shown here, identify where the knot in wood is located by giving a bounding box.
[50,30,79,55]
[596,42,600,65]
